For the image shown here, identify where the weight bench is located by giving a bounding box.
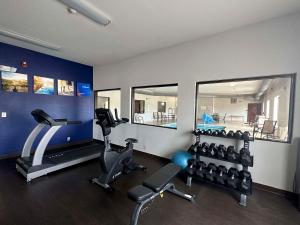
[128,163,195,225]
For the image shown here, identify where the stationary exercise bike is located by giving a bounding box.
[91,108,146,190]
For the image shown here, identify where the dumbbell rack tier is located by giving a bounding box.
[197,147,254,167]
[199,133,255,142]
[186,132,254,207]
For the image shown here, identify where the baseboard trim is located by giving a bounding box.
[1,141,298,203]
[133,149,171,164]
[253,182,297,199]
[133,150,298,199]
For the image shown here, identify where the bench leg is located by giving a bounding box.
[129,197,154,225]
[130,203,144,225]
[167,183,195,203]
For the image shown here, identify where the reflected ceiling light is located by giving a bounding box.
[0,27,61,50]
[58,0,111,26]
[230,83,236,87]
[67,7,77,14]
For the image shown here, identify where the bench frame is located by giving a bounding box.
[130,182,195,225]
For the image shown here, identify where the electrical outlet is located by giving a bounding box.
[67,137,71,142]
[1,112,7,118]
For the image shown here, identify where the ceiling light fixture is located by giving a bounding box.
[0,27,61,50]
[58,0,111,26]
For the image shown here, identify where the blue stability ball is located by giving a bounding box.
[172,151,192,170]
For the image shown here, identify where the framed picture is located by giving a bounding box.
[57,79,74,96]
[1,72,28,93]
[34,76,54,95]
[77,82,91,96]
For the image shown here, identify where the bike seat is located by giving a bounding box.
[125,138,138,143]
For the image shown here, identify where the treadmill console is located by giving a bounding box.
[31,109,57,126]
[31,109,80,126]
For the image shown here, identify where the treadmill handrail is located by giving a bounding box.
[32,126,62,166]
[21,123,47,158]
[21,109,82,165]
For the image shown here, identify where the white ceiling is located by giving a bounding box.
[136,86,178,96]
[1,0,300,66]
[198,80,264,96]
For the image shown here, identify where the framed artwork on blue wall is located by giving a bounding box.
[77,82,91,96]
[34,75,55,95]
[1,72,28,93]
[58,79,74,96]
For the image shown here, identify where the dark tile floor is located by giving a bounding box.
[0,152,299,225]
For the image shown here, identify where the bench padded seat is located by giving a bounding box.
[128,185,154,203]
[143,163,181,192]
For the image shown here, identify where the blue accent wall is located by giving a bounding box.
[0,42,93,157]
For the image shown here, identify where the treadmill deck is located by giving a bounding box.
[16,141,104,182]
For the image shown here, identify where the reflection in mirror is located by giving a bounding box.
[132,85,178,129]
[196,75,295,142]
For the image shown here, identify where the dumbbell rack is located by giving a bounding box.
[186,131,254,206]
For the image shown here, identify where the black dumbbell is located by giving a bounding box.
[185,159,197,176]
[216,165,228,185]
[207,143,217,157]
[217,145,227,159]
[240,148,252,166]
[195,161,206,178]
[193,129,200,136]
[205,163,217,182]
[205,129,212,135]
[234,130,243,139]
[188,144,198,157]
[242,131,251,140]
[239,170,252,193]
[227,146,239,161]
[188,138,201,157]
[227,130,235,137]
[199,129,206,135]
[219,130,227,137]
[212,130,219,136]
[227,168,239,189]
[198,142,209,155]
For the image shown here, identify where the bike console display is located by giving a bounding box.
[95,108,128,136]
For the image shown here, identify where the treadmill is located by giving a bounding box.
[16,109,103,182]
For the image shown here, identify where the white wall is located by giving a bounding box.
[197,96,257,122]
[93,13,300,192]
[197,96,214,117]
[213,97,256,122]
[262,78,291,140]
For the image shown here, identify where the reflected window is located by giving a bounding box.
[195,74,295,143]
[132,84,178,129]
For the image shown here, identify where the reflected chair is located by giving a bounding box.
[259,120,277,139]
[153,112,159,122]
[135,114,144,124]
[212,113,220,123]
[159,112,167,122]
[222,113,227,124]
[167,108,176,121]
